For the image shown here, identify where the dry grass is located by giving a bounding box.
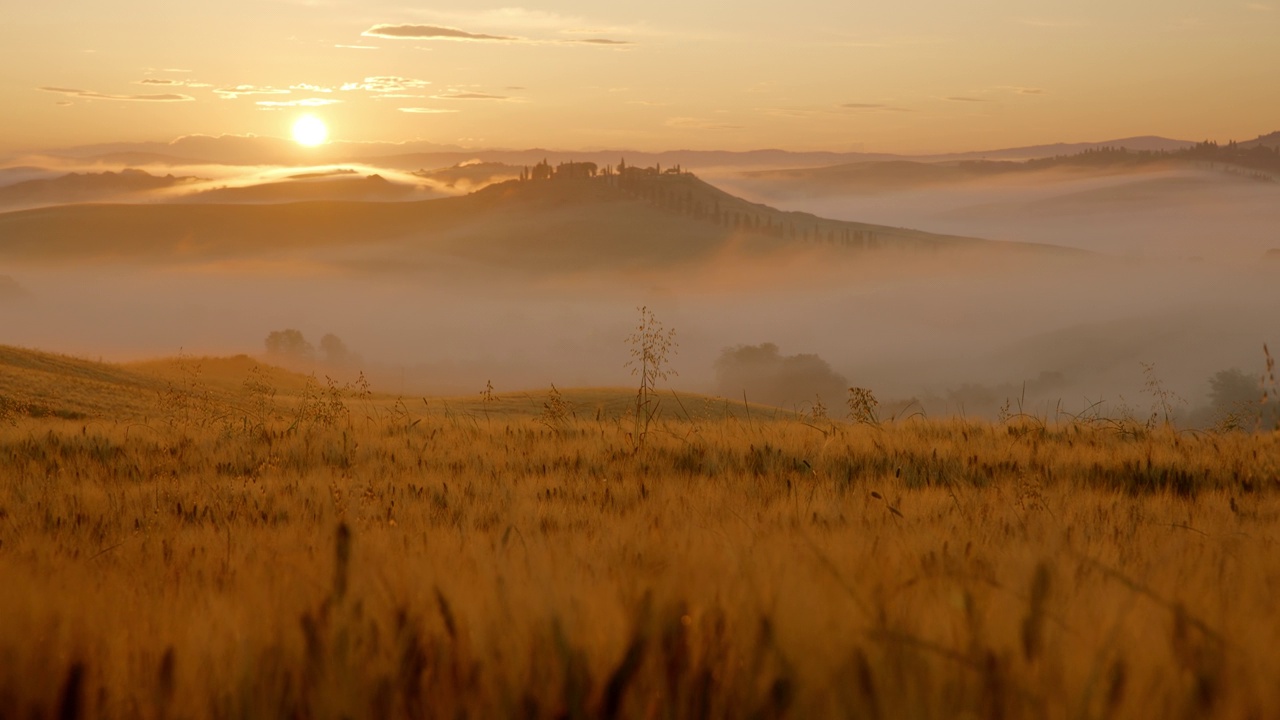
[1,348,1279,718]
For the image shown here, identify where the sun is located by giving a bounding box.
[291,114,328,146]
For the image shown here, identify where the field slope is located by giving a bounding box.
[0,173,1069,272]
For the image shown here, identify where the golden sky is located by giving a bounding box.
[3,1,1278,154]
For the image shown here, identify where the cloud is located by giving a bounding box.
[999,86,1045,95]
[839,102,913,112]
[38,86,194,102]
[291,83,333,93]
[433,92,509,100]
[137,78,211,89]
[945,96,988,102]
[335,44,379,49]
[362,22,631,46]
[665,117,743,131]
[341,76,431,92]
[398,107,459,114]
[215,85,290,99]
[255,98,342,107]
[364,24,516,41]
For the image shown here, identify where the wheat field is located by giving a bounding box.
[1,349,1279,719]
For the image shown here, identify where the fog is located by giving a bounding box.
[712,164,1280,262]
[1,157,1277,423]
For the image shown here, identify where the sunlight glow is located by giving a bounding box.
[292,115,328,146]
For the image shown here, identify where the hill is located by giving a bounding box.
[1240,131,1280,150]
[38,133,1207,171]
[0,168,203,210]
[0,344,775,423]
[0,344,171,418]
[0,346,319,419]
[943,135,1195,161]
[738,140,1280,197]
[184,173,432,204]
[0,169,1063,272]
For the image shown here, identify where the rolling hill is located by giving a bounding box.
[37,133,1203,171]
[0,344,776,422]
[0,168,204,210]
[0,170,1067,273]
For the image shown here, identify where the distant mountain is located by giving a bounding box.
[184,174,435,204]
[0,166,62,188]
[0,168,204,210]
[942,136,1196,161]
[741,160,1003,196]
[413,162,523,190]
[0,170,1066,272]
[37,133,1210,172]
[736,138,1280,197]
[1241,131,1280,150]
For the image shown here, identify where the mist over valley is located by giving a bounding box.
[3,134,1277,424]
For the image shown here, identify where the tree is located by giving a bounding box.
[1209,368,1259,412]
[265,329,314,362]
[320,333,352,366]
[714,343,848,409]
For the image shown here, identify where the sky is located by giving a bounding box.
[2,0,1278,155]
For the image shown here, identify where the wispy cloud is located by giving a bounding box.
[998,86,1045,95]
[137,78,211,89]
[398,107,459,114]
[341,76,431,93]
[38,86,194,102]
[433,92,510,100]
[364,24,516,41]
[362,22,632,46]
[291,83,333,93]
[215,85,290,99]
[665,117,743,131]
[256,98,342,107]
[945,96,988,103]
[335,43,379,50]
[839,102,913,112]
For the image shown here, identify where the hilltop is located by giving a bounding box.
[0,166,1063,272]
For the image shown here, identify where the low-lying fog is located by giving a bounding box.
[2,234,1275,426]
[2,154,1277,425]
[712,164,1280,262]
